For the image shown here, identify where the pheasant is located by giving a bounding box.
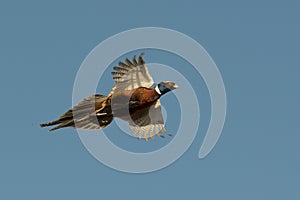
[40,53,178,141]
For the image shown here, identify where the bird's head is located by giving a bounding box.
[155,81,179,95]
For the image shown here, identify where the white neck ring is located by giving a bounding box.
[155,85,161,95]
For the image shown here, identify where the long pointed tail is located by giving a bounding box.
[40,118,74,131]
[40,119,61,128]
[40,94,113,131]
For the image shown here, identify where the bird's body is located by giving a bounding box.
[41,54,178,140]
[111,87,160,122]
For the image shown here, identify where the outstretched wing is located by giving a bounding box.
[129,100,168,141]
[109,53,154,95]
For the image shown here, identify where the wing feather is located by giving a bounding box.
[129,100,168,140]
[109,53,154,95]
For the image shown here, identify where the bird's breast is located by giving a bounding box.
[110,87,160,121]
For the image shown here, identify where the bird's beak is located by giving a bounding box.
[173,84,179,89]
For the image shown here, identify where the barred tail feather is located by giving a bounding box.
[40,94,113,131]
[40,119,62,128]
[48,120,75,131]
[40,119,74,131]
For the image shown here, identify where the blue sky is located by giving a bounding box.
[0,1,299,199]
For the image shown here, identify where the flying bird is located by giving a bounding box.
[40,53,179,141]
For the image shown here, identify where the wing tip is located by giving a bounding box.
[138,52,145,65]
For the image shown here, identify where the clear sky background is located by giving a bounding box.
[0,0,299,199]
